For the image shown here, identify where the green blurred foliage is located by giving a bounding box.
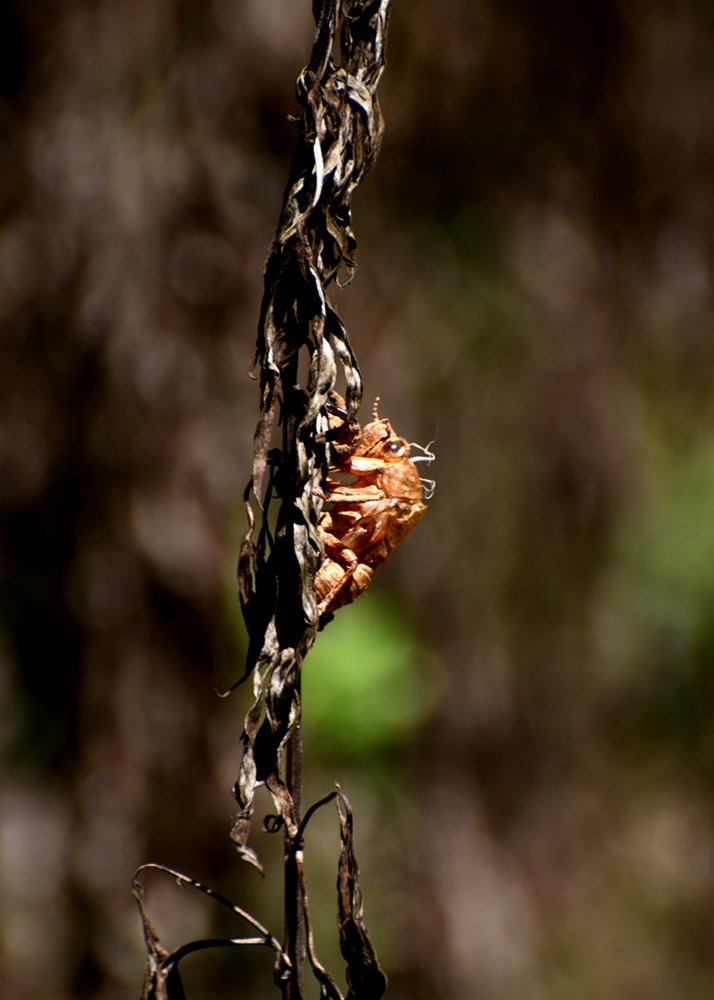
[303,592,436,757]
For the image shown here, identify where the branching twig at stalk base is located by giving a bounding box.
[132,864,290,999]
[132,792,386,1000]
[233,0,393,872]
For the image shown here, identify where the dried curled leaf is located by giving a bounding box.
[336,793,388,1000]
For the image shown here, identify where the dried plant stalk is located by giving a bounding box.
[232,3,393,997]
[134,5,393,996]
[233,0,393,872]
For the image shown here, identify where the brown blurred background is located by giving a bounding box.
[2,1,714,997]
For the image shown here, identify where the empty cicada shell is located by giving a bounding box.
[315,393,433,615]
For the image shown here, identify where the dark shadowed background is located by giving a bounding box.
[2,1,714,998]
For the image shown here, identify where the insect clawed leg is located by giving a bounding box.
[408,440,436,465]
[420,477,436,500]
[409,439,436,499]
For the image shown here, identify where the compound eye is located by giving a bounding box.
[382,439,407,462]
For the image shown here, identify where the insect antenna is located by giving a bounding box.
[410,419,439,464]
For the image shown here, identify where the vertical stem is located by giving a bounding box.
[284,677,304,998]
